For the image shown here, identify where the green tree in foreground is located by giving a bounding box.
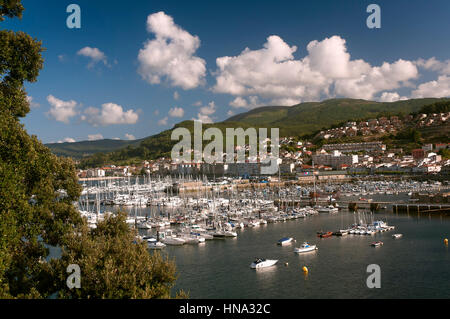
[52,213,184,299]
[0,0,182,298]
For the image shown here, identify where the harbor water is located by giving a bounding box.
[137,209,449,299]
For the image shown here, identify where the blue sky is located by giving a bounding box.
[3,0,450,143]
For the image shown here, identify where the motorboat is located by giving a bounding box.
[148,241,166,250]
[371,241,383,247]
[317,231,333,238]
[294,242,318,253]
[250,258,278,269]
[277,237,294,245]
[392,234,403,239]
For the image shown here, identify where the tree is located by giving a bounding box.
[0,1,182,299]
[51,213,185,299]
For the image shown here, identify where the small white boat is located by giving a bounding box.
[162,237,185,246]
[294,242,318,253]
[392,234,403,239]
[250,258,278,269]
[148,242,166,250]
[371,241,383,247]
[277,237,294,246]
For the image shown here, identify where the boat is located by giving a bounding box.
[317,231,333,238]
[371,241,383,247]
[277,237,294,245]
[392,234,403,239]
[148,241,166,250]
[333,230,348,236]
[294,242,318,253]
[250,258,278,269]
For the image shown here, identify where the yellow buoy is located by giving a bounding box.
[302,266,308,273]
[445,238,448,245]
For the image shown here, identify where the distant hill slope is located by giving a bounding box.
[226,98,447,136]
[46,139,142,158]
[45,97,449,165]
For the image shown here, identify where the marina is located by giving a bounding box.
[74,176,450,299]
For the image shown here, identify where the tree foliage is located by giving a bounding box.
[51,213,184,299]
[0,1,182,299]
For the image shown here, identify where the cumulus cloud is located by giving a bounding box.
[168,107,184,118]
[378,92,408,102]
[27,96,40,108]
[47,95,78,124]
[125,133,136,140]
[88,134,104,141]
[192,101,216,123]
[213,35,419,103]
[138,11,206,90]
[158,117,168,126]
[411,75,450,98]
[77,47,108,68]
[82,103,139,126]
[173,91,180,100]
[415,57,450,75]
[58,137,76,143]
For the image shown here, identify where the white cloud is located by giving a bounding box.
[227,110,235,117]
[88,134,104,141]
[27,96,40,108]
[57,137,76,143]
[378,92,408,102]
[158,116,168,126]
[415,57,450,75]
[192,101,202,107]
[411,75,450,98]
[82,103,139,126]
[47,95,78,124]
[192,101,216,123]
[125,133,136,140]
[77,47,108,68]
[173,91,180,100]
[213,35,419,103]
[153,110,160,116]
[168,107,184,118]
[138,11,206,90]
[229,96,262,109]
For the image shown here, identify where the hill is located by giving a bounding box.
[226,98,447,136]
[46,139,142,158]
[45,98,449,167]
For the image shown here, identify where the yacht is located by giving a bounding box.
[371,241,383,247]
[148,241,166,250]
[277,237,294,246]
[250,258,278,269]
[392,234,403,239]
[294,242,318,253]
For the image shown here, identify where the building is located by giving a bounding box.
[312,151,359,169]
[412,149,425,160]
[321,142,386,153]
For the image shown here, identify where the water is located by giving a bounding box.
[155,211,450,299]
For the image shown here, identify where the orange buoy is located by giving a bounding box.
[445,238,448,245]
[302,266,308,273]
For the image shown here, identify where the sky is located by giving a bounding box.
[3,0,450,143]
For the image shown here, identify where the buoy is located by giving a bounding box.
[445,238,448,245]
[302,266,308,273]
[285,262,289,267]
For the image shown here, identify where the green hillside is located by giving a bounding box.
[226,98,447,136]
[46,98,449,168]
[46,139,142,158]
